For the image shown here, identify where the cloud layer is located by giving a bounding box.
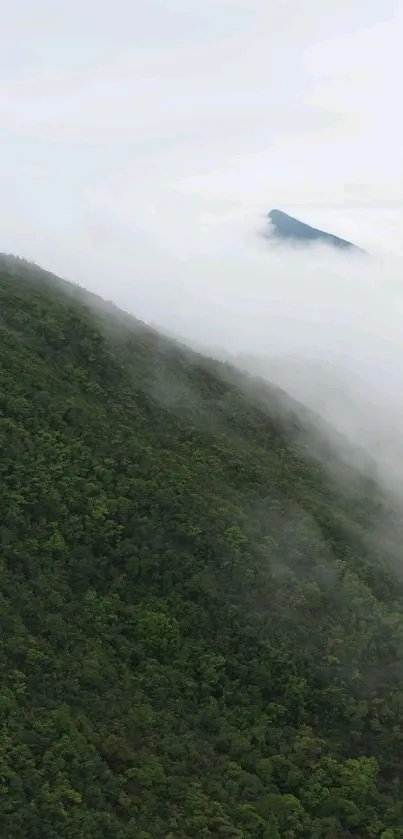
[1,0,403,270]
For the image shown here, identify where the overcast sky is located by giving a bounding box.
[1,0,403,290]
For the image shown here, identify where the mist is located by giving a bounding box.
[73,202,403,498]
[2,0,403,494]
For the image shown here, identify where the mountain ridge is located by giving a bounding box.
[267,208,367,253]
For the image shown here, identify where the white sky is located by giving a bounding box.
[1,0,403,286]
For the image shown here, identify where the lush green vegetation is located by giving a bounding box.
[2,255,403,838]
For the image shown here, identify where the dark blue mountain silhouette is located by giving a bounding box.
[267,209,366,253]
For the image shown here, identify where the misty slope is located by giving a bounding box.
[2,257,403,838]
[267,209,366,253]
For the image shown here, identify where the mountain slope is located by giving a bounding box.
[267,209,366,252]
[1,255,403,838]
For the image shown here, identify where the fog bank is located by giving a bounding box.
[99,206,403,494]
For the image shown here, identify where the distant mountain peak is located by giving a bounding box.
[267,208,366,253]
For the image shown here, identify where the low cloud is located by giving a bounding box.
[75,202,403,499]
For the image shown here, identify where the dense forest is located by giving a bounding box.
[2,254,403,838]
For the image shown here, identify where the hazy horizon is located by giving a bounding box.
[2,0,403,273]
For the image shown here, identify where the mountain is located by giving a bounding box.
[267,208,366,252]
[2,253,403,837]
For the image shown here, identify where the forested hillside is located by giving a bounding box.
[2,255,403,838]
